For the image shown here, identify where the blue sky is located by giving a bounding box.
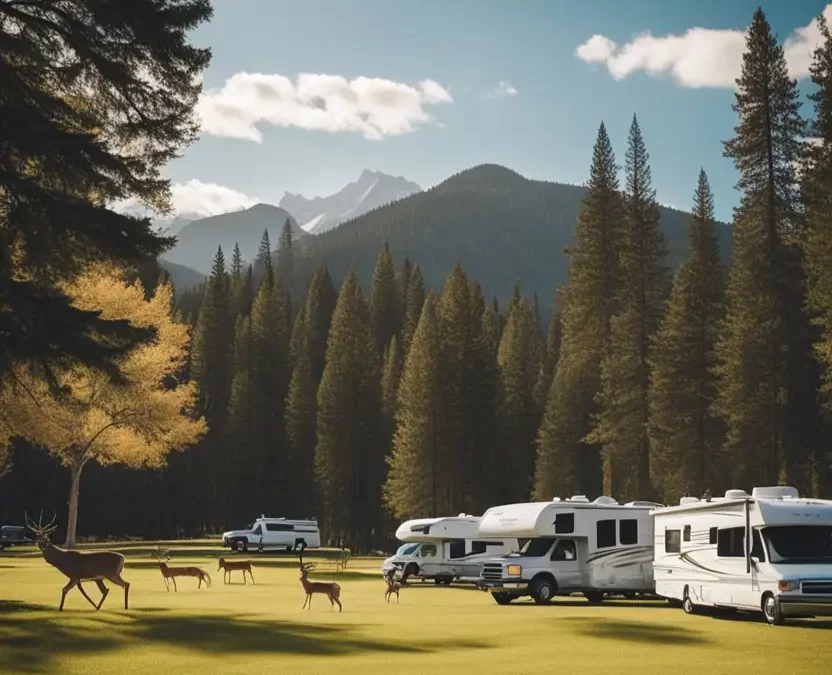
[158,0,832,223]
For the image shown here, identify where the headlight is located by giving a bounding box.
[778,580,800,592]
[507,564,522,577]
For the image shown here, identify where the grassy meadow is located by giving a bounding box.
[1,543,831,675]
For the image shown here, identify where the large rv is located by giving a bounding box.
[651,485,832,625]
[475,495,661,604]
[383,515,519,584]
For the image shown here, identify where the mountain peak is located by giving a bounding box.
[279,170,422,235]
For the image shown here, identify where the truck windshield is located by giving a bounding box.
[515,537,555,557]
[763,526,832,564]
[396,543,419,556]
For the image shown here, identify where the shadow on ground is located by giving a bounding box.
[0,600,488,673]
[551,616,709,645]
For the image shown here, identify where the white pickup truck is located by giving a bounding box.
[221,516,321,552]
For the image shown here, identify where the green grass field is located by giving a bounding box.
[1,543,831,675]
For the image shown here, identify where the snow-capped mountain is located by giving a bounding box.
[279,170,422,235]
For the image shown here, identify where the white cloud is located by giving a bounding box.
[576,5,832,88]
[114,179,259,221]
[485,80,519,99]
[196,72,453,142]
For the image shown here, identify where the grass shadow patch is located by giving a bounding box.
[555,617,710,645]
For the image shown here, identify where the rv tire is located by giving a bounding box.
[762,593,783,626]
[234,539,248,553]
[493,592,514,605]
[584,591,604,604]
[682,587,697,615]
[531,576,556,605]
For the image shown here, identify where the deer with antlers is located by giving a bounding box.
[25,512,130,611]
[217,557,255,585]
[299,552,342,612]
[152,547,211,591]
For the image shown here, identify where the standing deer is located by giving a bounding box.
[384,568,400,604]
[299,552,342,612]
[152,547,211,591]
[25,512,130,611]
[217,557,255,584]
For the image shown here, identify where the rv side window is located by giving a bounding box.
[597,519,616,548]
[751,530,765,561]
[665,529,681,553]
[717,527,745,558]
[555,513,575,534]
[619,519,638,545]
[471,541,487,555]
[709,527,717,544]
[265,523,294,532]
[683,525,691,542]
[449,540,465,559]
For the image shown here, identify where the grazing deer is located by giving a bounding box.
[217,557,255,585]
[25,512,130,611]
[384,568,400,604]
[152,547,211,591]
[299,552,342,612]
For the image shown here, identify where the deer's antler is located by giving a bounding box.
[151,546,171,561]
[25,510,57,538]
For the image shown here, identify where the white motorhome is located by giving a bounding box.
[383,515,519,584]
[221,516,321,552]
[651,486,832,625]
[475,495,661,604]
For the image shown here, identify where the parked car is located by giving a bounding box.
[221,516,321,552]
[0,525,29,549]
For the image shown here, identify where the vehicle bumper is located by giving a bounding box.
[476,579,530,593]
[778,595,832,617]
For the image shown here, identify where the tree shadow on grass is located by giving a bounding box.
[550,616,710,646]
[0,600,489,673]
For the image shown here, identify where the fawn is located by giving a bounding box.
[152,547,211,591]
[384,569,400,604]
[25,512,130,611]
[299,552,342,611]
[218,557,255,584]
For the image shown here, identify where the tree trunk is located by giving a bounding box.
[64,462,84,549]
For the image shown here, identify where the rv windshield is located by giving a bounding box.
[395,543,419,556]
[511,537,555,558]
[762,526,832,564]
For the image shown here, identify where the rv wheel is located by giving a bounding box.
[762,593,784,626]
[235,539,247,553]
[531,577,556,605]
[584,591,604,604]
[493,592,514,605]
[682,587,697,615]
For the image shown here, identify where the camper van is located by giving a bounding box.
[383,515,519,584]
[475,495,661,604]
[651,486,832,625]
[221,516,321,552]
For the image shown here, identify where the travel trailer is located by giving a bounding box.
[651,486,832,625]
[221,516,321,552]
[475,495,661,604]
[383,515,520,584]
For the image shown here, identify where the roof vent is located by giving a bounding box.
[724,489,750,500]
[567,494,590,503]
[593,496,619,506]
[552,497,561,502]
[626,500,664,508]
[751,486,799,500]
[679,497,700,505]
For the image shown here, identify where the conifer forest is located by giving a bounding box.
[5,6,832,553]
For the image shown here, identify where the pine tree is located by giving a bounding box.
[290,304,307,367]
[649,170,724,502]
[401,265,426,356]
[231,243,243,280]
[227,314,255,521]
[398,257,413,325]
[588,115,669,501]
[803,13,832,493]
[303,267,338,384]
[534,287,566,416]
[370,243,401,351]
[534,122,622,500]
[380,336,403,463]
[315,271,381,550]
[385,294,444,517]
[277,218,295,299]
[498,296,543,502]
[257,230,274,284]
[717,8,813,489]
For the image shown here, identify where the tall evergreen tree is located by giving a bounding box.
[717,8,814,490]
[231,263,255,319]
[401,265,426,356]
[227,314,255,521]
[803,13,832,493]
[498,296,543,502]
[398,257,413,326]
[277,218,295,292]
[370,243,401,351]
[534,122,622,500]
[649,170,724,502]
[315,271,381,550]
[303,267,338,384]
[380,336,403,464]
[588,115,669,501]
[290,304,307,367]
[257,230,273,284]
[534,287,566,416]
[385,294,444,518]
[231,243,243,280]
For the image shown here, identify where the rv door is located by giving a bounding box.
[550,539,580,589]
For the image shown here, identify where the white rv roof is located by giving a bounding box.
[478,497,659,538]
[395,515,482,542]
